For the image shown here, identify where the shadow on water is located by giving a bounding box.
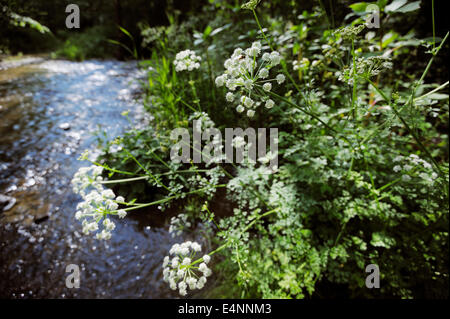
[0,59,204,298]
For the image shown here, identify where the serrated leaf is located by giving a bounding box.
[371,232,396,248]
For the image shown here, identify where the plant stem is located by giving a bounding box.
[189,207,280,266]
[350,38,358,119]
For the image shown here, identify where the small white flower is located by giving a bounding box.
[403,165,413,171]
[402,174,411,182]
[247,109,255,117]
[203,255,211,264]
[243,96,254,108]
[265,99,275,109]
[75,211,83,220]
[101,189,115,199]
[117,209,127,218]
[259,68,269,79]
[199,263,208,272]
[191,242,201,252]
[233,136,246,148]
[236,105,245,113]
[96,229,112,240]
[270,51,281,65]
[116,196,125,203]
[262,53,271,62]
[276,74,285,84]
[226,92,235,102]
[244,79,253,90]
[182,258,192,266]
[247,45,261,57]
[163,256,170,268]
[204,268,212,277]
[422,161,432,169]
[103,218,116,231]
[215,75,226,87]
[179,289,187,296]
[263,83,272,92]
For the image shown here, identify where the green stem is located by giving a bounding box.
[189,207,280,267]
[350,38,358,119]
[252,9,273,51]
[413,81,449,101]
[432,0,436,50]
[267,90,351,145]
[120,184,227,212]
[366,78,446,183]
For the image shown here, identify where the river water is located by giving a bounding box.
[0,59,196,298]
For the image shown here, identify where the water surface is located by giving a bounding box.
[0,59,197,298]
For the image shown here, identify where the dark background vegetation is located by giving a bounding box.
[0,0,448,66]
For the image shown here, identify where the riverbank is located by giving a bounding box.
[0,54,50,71]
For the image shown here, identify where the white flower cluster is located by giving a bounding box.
[337,56,393,85]
[215,41,285,117]
[163,241,212,296]
[293,57,309,71]
[72,165,104,197]
[337,24,366,40]
[173,50,202,72]
[189,111,215,131]
[72,165,127,240]
[169,214,191,238]
[232,136,247,149]
[393,154,437,184]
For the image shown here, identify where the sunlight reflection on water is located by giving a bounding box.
[0,60,202,299]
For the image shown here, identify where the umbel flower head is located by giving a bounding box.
[337,55,393,85]
[173,49,202,72]
[337,24,366,40]
[241,0,261,10]
[215,41,284,117]
[72,165,127,240]
[163,241,212,296]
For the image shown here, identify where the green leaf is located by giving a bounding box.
[370,232,396,248]
[385,0,420,13]
[349,2,369,12]
[427,93,449,100]
[119,26,134,41]
[395,1,421,13]
[385,0,407,12]
[194,39,204,46]
[203,25,212,38]
[381,31,399,48]
[210,23,232,37]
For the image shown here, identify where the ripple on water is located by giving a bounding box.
[0,60,195,298]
